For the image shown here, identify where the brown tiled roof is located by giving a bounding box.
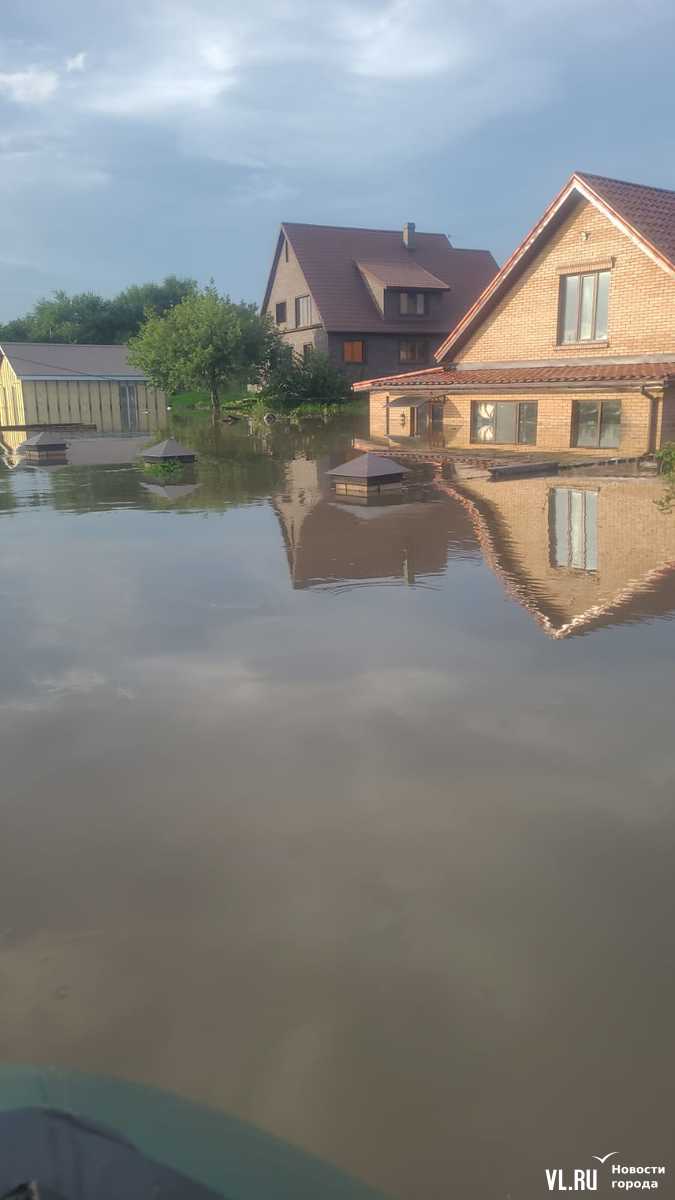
[0,341,146,380]
[267,223,497,335]
[357,260,449,289]
[577,172,675,269]
[353,360,675,391]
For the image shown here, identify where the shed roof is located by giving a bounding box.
[0,342,147,381]
[357,260,449,290]
[263,223,497,335]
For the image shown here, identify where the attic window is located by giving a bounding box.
[400,292,426,315]
[558,270,610,344]
[295,295,312,327]
[275,301,287,324]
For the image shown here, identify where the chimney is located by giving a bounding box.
[403,221,416,250]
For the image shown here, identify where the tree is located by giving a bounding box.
[0,276,197,345]
[128,284,278,417]
[260,350,353,411]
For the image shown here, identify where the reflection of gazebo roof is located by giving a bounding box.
[140,482,201,501]
[436,479,675,638]
[274,494,477,589]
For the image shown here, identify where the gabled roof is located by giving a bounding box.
[262,223,497,335]
[435,171,675,362]
[0,342,146,380]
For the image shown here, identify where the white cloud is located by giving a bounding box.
[65,51,87,73]
[0,68,59,104]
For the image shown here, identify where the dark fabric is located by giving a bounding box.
[0,1109,225,1200]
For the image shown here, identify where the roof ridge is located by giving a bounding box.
[576,171,675,197]
[282,221,448,237]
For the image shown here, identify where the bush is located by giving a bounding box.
[260,351,353,411]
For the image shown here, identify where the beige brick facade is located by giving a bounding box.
[456,198,675,362]
[370,386,657,455]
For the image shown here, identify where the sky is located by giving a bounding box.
[1,0,674,320]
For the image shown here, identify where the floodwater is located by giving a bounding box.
[1,417,674,1199]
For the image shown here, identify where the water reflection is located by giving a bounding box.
[1,418,675,1200]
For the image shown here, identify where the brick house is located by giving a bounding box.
[261,222,496,383]
[357,173,675,456]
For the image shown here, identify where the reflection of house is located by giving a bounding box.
[437,472,675,637]
[261,222,496,383]
[272,457,476,588]
[357,172,675,457]
[0,343,167,445]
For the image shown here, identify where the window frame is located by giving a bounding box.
[399,291,427,316]
[294,294,312,328]
[398,338,429,364]
[572,399,621,449]
[470,400,538,446]
[558,269,610,344]
[275,301,287,325]
[302,342,313,363]
[549,488,599,572]
[342,339,366,364]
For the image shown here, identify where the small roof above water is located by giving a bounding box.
[21,431,68,449]
[142,438,196,461]
[326,452,410,479]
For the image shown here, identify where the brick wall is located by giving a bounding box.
[456,198,675,362]
[369,388,655,455]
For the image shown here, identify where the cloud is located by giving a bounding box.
[0,68,59,104]
[65,51,87,73]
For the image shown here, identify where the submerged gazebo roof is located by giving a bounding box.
[142,438,196,463]
[20,431,68,450]
[326,452,410,479]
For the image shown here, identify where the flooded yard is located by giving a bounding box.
[1,416,674,1198]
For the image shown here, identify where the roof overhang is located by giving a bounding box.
[434,172,675,363]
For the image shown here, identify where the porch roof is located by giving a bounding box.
[354,359,675,392]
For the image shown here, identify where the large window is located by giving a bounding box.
[275,301,287,324]
[399,291,426,315]
[399,338,428,364]
[343,340,366,363]
[295,295,312,327]
[549,488,598,571]
[572,399,621,448]
[471,400,538,445]
[559,270,610,343]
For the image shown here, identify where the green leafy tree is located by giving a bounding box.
[128,284,278,418]
[0,276,197,345]
[260,350,353,411]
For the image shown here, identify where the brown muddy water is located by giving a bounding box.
[1,417,674,1199]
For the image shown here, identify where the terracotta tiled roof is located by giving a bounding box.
[353,360,675,391]
[577,172,675,269]
[266,223,497,335]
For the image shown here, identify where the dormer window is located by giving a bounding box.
[558,270,610,344]
[400,291,426,315]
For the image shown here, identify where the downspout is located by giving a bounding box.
[641,385,662,454]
